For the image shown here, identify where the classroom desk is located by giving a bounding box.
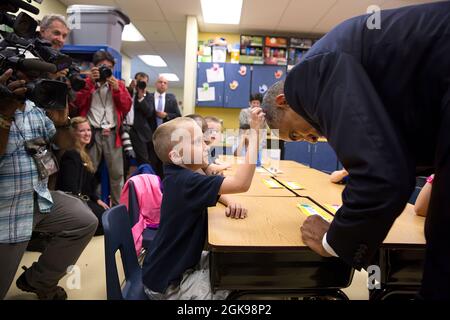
[222,161,297,197]
[208,178,426,300]
[263,164,345,204]
[208,197,354,299]
[371,204,426,300]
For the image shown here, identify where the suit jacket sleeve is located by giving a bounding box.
[165,93,181,120]
[134,94,155,120]
[58,150,82,195]
[284,51,416,269]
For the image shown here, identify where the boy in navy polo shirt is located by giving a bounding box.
[143,108,265,300]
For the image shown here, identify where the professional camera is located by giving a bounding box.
[64,64,85,92]
[0,0,70,109]
[98,64,112,81]
[25,78,68,110]
[121,125,135,159]
[136,80,146,90]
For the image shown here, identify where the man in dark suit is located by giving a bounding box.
[262,2,450,299]
[151,75,182,126]
[148,75,182,176]
[125,72,161,173]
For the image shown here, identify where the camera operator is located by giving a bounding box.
[74,50,132,206]
[125,72,161,172]
[0,69,98,300]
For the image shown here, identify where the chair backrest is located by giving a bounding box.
[102,204,146,300]
[128,180,140,227]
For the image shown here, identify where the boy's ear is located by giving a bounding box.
[169,149,182,165]
[275,94,288,109]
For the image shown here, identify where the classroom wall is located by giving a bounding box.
[195,32,243,128]
[121,53,132,84]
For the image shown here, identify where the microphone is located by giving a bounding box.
[7,0,40,15]
[19,58,57,73]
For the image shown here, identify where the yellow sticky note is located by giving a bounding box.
[262,178,283,189]
[297,203,333,222]
[279,180,304,190]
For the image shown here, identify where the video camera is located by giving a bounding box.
[0,0,71,110]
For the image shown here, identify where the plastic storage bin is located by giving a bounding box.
[66,5,130,51]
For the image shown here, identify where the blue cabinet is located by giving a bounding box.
[284,141,338,173]
[284,141,311,166]
[310,142,338,173]
[196,62,225,107]
[251,65,286,96]
[224,64,251,108]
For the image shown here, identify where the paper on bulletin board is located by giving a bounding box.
[297,203,333,222]
[206,66,225,83]
[197,86,215,102]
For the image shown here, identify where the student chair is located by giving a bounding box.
[128,180,158,250]
[408,176,428,204]
[102,204,148,300]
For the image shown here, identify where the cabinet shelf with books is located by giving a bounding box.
[239,35,264,65]
[264,36,288,66]
[287,37,315,70]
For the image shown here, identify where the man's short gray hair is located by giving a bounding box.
[261,80,285,129]
[40,14,69,31]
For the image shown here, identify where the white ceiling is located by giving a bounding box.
[59,0,442,87]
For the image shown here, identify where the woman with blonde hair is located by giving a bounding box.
[57,117,109,235]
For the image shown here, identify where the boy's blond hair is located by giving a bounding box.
[152,117,197,163]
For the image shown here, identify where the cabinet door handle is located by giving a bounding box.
[307,144,311,153]
[314,144,317,153]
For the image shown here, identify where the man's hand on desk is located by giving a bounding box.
[301,215,332,257]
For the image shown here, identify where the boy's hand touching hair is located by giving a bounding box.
[225,201,248,219]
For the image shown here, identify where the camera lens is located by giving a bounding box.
[137,80,147,90]
[99,65,113,81]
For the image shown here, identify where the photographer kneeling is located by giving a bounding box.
[0,69,98,300]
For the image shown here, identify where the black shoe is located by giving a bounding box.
[16,266,67,300]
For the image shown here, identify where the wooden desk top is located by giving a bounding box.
[208,197,310,248]
[384,204,426,245]
[221,160,296,197]
[208,198,425,249]
[268,166,345,204]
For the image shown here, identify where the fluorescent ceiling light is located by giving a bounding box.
[159,73,179,82]
[201,0,242,24]
[122,23,145,42]
[139,55,167,67]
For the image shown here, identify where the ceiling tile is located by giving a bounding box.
[133,20,176,42]
[276,0,337,33]
[240,0,291,31]
[115,0,164,21]
[155,0,202,22]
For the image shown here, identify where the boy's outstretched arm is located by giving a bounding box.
[220,107,265,194]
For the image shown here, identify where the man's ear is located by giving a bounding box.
[275,94,288,109]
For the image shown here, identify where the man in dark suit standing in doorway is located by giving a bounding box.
[149,75,182,177]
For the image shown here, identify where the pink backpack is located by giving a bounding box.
[120,174,162,254]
